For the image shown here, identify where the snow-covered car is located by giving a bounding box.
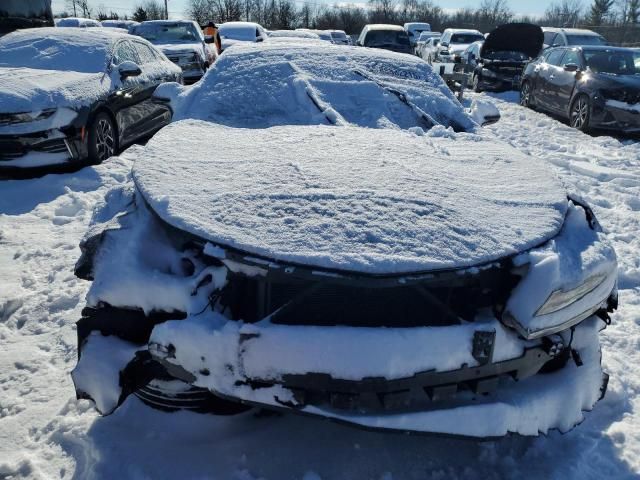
[72,42,618,438]
[416,32,440,59]
[327,29,350,45]
[404,21,431,50]
[295,28,334,42]
[268,29,320,41]
[435,28,485,63]
[0,28,181,173]
[131,20,215,84]
[218,21,268,52]
[55,17,101,28]
[101,19,139,31]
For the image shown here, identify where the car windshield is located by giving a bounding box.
[365,30,410,46]
[451,33,483,44]
[566,34,607,46]
[132,23,200,44]
[584,49,640,75]
[331,32,347,40]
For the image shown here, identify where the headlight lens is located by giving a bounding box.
[0,108,56,126]
[535,273,607,316]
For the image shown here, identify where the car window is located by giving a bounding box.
[133,42,159,64]
[113,41,140,65]
[583,49,640,75]
[544,31,557,46]
[566,34,607,46]
[546,49,565,66]
[562,49,581,67]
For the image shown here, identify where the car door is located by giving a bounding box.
[130,41,174,135]
[553,48,582,114]
[535,48,566,110]
[109,40,147,146]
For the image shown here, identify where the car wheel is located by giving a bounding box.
[520,81,532,108]
[570,94,591,132]
[88,112,118,164]
[473,74,482,93]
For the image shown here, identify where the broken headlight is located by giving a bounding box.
[535,274,607,317]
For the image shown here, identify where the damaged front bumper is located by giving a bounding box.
[71,190,618,437]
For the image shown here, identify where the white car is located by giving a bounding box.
[130,20,216,84]
[71,42,618,439]
[218,21,269,51]
[268,30,320,41]
[416,32,440,59]
[435,28,485,63]
[296,28,334,42]
[542,27,608,49]
[404,21,431,49]
[101,19,139,31]
[327,29,350,45]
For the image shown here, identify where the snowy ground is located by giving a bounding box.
[1,92,640,479]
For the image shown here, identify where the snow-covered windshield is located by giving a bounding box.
[567,34,607,46]
[330,31,348,40]
[132,23,201,44]
[219,24,259,41]
[0,28,110,73]
[451,33,484,44]
[365,30,410,47]
[584,49,640,75]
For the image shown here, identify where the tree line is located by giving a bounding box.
[58,0,640,45]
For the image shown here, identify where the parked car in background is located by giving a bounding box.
[101,19,139,31]
[357,24,412,54]
[416,31,440,58]
[404,22,431,51]
[296,29,334,42]
[435,28,485,63]
[465,23,543,92]
[328,29,350,45]
[268,30,319,40]
[0,0,53,36]
[56,17,101,28]
[131,20,215,84]
[542,27,607,49]
[71,40,618,439]
[218,21,268,51]
[0,28,181,173]
[521,46,640,133]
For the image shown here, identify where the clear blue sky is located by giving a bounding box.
[51,0,560,18]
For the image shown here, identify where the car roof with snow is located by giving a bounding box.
[132,121,567,275]
[364,24,405,31]
[163,42,475,131]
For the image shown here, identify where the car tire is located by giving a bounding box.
[520,81,533,108]
[570,94,591,132]
[472,74,482,93]
[88,111,118,164]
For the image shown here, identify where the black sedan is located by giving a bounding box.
[0,27,181,174]
[520,46,640,133]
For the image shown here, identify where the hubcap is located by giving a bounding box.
[571,97,589,129]
[520,84,530,106]
[95,118,115,161]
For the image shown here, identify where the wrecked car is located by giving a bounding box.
[464,23,543,93]
[72,43,617,438]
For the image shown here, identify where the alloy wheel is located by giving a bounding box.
[95,118,116,161]
[520,82,531,107]
[571,96,589,130]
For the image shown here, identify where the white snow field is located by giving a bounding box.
[1,92,640,478]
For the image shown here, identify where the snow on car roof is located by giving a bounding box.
[165,42,475,131]
[366,24,405,31]
[0,27,126,73]
[133,120,568,275]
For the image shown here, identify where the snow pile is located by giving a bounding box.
[133,120,567,274]
[163,42,476,131]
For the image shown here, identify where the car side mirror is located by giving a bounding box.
[118,61,142,79]
[564,63,579,72]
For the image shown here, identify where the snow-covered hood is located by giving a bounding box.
[157,42,204,58]
[133,120,568,275]
[220,37,254,51]
[0,67,110,114]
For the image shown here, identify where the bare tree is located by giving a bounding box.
[66,0,92,17]
[543,0,584,27]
